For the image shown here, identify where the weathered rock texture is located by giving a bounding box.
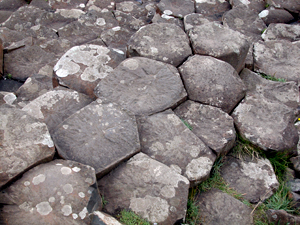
[0,160,102,225]
[94,57,187,116]
[262,23,300,42]
[98,153,190,225]
[266,209,300,225]
[157,0,195,18]
[52,99,140,178]
[174,100,236,156]
[138,109,216,186]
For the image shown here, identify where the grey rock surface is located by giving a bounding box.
[47,0,88,10]
[253,40,300,83]
[221,155,279,203]
[0,92,17,106]
[22,87,93,135]
[91,211,123,225]
[291,156,300,173]
[266,209,300,225]
[196,188,253,225]
[188,22,250,73]
[262,23,300,42]
[94,57,187,116]
[183,13,215,32]
[259,8,294,25]
[0,107,55,188]
[157,0,195,18]
[179,55,246,113]
[265,0,300,13]
[54,44,125,98]
[0,159,101,225]
[288,179,300,192]
[195,0,231,21]
[138,109,216,186]
[0,0,26,11]
[151,13,184,29]
[98,152,190,225]
[232,69,299,151]
[174,100,236,156]
[52,99,140,178]
[127,23,192,67]
[229,0,265,13]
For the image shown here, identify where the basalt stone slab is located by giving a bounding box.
[22,87,93,134]
[0,107,55,188]
[138,109,216,186]
[0,10,12,24]
[179,55,246,113]
[262,23,300,42]
[91,211,122,225]
[232,69,299,151]
[0,159,101,224]
[259,8,294,25]
[266,209,300,225]
[0,92,17,106]
[52,99,140,178]
[86,0,115,11]
[223,5,267,42]
[116,1,149,20]
[0,79,23,93]
[174,100,236,156]
[114,10,148,31]
[195,0,231,21]
[54,44,125,98]
[127,23,192,67]
[253,40,300,83]
[48,0,88,10]
[291,156,300,173]
[0,0,26,11]
[98,153,190,225]
[183,13,214,32]
[266,0,300,14]
[0,27,30,49]
[151,13,184,30]
[157,0,195,18]
[221,156,279,203]
[229,0,265,13]
[195,188,253,225]
[4,45,57,81]
[188,22,250,73]
[94,57,187,116]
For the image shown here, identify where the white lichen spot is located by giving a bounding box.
[170,164,182,174]
[72,213,78,219]
[63,184,73,194]
[63,125,69,129]
[61,167,72,175]
[36,202,52,216]
[162,57,168,61]
[79,3,85,8]
[79,207,88,219]
[56,163,62,166]
[160,186,176,198]
[49,197,55,203]
[163,10,173,15]
[161,14,173,19]
[96,18,106,26]
[113,48,125,55]
[78,192,85,198]
[72,167,81,172]
[57,191,62,196]
[62,204,72,216]
[60,196,65,205]
[85,178,93,184]
[112,26,121,31]
[240,0,250,5]
[185,157,213,181]
[32,174,46,185]
[150,47,158,54]
[3,93,17,105]
[24,181,30,186]
[259,10,269,18]
[123,59,139,70]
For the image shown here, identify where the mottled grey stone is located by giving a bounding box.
[151,13,184,30]
[116,1,149,20]
[0,107,55,188]
[221,156,279,203]
[291,156,300,173]
[223,5,267,42]
[0,27,30,49]
[54,44,125,98]
[0,10,13,24]
[196,188,253,225]
[188,22,250,73]
[138,109,216,186]
[86,0,116,11]
[52,99,140,178]
[262,23,300,42]
[179,55,246,113]
[0,92,17,106]
[266,209,300,225]
[114,10,148,32]
[265,0,300,13]
[229,0,265,13]
[91,211,122,225]
[195,0,231,21]
[127,23,192,67]
[48,0,88,10]
[94,57,187,116]
[174,100,236,156]
[0,159,101,225]
[259,8,294,25]
[288,179,300,192]
[98,152,190,225]
[232,69,299,151]
[183,13,215,32]
[22,87,93,134]
[0,0,26,11]
[253,40,300,83]
[157,0,195,18]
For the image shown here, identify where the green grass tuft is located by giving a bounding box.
[258,72,286,82]
[118,210,151,225]
[180,118,193,131]
[186,198,201,225]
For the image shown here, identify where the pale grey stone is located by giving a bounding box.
[138,109,216,186]
[262,23,300,42]
[91,211,122,225]
[157,0,195,18]
[265,0,300,13]
[152,13,184,30]
[188,22,250,73]
[267,209,300,225]
[174,100,236,156]
[0,107,55,188]
[94,57,187,116]
[0,92,17,106]
[196,188,253,225]
[98,152,190,225]
[52,99,140,178]
[229,0,265,13]
[179,55,246,113]
[221,156,279,203]
[0,160,101,224]
[183,13,215,32]
[195,0,231,21]
[259,8,294,25]
[47,0,88,10]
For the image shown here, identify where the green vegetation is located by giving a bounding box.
[101,195,108,207]
[180,118,193,131]
[265,3,270,8]
[258,72,286,82]
[118,210,151,225]
[6,73,12,79]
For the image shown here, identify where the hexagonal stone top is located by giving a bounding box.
[127,23,192,67]
[94,57,187,116]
